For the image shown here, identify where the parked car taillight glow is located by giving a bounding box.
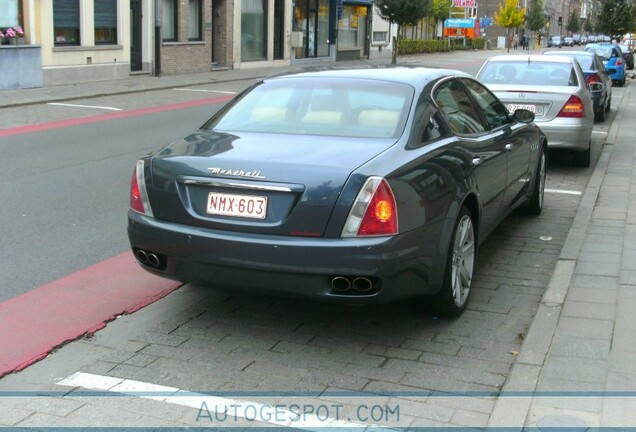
[130,160,154,217]
[585,73,601,86]
[557,95,585,118]
[341,177,398,237]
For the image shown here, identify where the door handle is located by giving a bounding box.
[505,143,514,151]
[472,157,483,166]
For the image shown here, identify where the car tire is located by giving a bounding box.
[524,145,546,215]
[606,95,612,112]
[596,104,606,122]
[430,206,476,316]
[573,141,591,167]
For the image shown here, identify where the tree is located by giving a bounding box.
[566,10,581,34]
[493,0,526,51]
[431,0,452,41]
[526,0,546,48]
[594,0,634,37]
[375,0,429,64]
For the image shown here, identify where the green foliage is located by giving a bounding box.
[431,0,452,21]
[375,0,430,26]
[470,38,487,49]
[397,39,451,54]
[590,0,634,36]
[526,0,546,32]
[493,0,526,29]
[396,38,486,54]
[566,10,581,33]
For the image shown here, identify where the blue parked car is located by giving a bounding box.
[584,43,626,87]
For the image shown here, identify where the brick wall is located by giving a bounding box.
[160,0,215,75]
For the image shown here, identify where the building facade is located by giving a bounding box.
[1,0,383,88]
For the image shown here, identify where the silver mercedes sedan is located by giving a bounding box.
[477,54,595,167]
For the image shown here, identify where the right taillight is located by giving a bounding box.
[585,73,601,86]
[130,160,154,217]
[557,95,585,118]
[341,177,398,238]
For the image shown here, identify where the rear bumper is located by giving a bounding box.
[127,211,449,304]
[537,118,593,151]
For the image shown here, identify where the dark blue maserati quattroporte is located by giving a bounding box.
[128,67,547,316]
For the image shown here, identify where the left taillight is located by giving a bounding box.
[341,177,398,237]
[557,95,585,118]
[130,160,154,217]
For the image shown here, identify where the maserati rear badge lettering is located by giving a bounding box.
[207,168,266,179]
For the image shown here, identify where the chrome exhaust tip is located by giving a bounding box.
[147,253,160,267]
[353,277,373,292]
[331,276,351,291]
[135,249,149,264]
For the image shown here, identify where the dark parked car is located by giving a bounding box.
[543,50,613,122]
[618,44,634,69]
[128,67,547,316]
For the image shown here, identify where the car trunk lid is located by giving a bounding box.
[148,130,396,237]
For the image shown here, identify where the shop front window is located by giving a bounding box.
[241,0,266,61]
[338,5,367,49]
[294,0,330,59]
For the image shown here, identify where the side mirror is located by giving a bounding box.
[589,82,604,92]
[513,108,535,123]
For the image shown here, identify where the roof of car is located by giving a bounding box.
[544,50,595,57]
[265,66,472,90]
[485,54,574,64]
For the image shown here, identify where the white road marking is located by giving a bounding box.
[545,188,582,195]
[48,102,123,111]
[173,88,237,94]
[57,372,391,430]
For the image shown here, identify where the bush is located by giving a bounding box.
[397,39,451,54]
[470,38,487,50]
[397,38,487,55]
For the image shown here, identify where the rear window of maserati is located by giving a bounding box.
[207,77,414,139]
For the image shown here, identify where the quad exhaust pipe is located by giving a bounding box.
[330,276,378,293]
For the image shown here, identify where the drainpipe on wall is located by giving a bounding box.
[154,0,162,76]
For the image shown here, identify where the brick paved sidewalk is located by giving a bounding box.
[490,84,636,428]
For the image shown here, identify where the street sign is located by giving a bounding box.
[480,17,493,27]
[453,0,476,6]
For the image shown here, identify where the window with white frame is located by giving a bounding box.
[95,0,117,44]
[53,0,80,45]
[0,0,20,28]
